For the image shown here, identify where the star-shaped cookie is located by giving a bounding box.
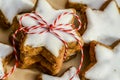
[0,0,36,28]
[83,40,120,80]
[82,1,120,45]
[38,67,80,80]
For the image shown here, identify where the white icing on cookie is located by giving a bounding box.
[42,67,80,80]
[82,1,120,45]
[0,43,13,58]
[0,43,13,77]
[116,0,120,7]
[0,0,35,24]
[0,59,4,78]
[85,42,120,80]
[69,0,107,9]
[17,0,80,57]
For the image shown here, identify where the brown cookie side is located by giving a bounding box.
[66,1,87,35]
[0,11,10,29]
[66,1,87,11]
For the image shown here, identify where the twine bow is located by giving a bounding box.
[3,11,84,80]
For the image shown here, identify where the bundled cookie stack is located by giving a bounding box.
[0,0,120,80]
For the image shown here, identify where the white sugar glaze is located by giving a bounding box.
[116,0,120,7]
[82,1,120,45]
[0,43,13,58]
[85,43,120,80]
[0,0,35,24]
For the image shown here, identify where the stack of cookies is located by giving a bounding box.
[0,0,120,80]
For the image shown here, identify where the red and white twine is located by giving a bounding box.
[8,11,84,80]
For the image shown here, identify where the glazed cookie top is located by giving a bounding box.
[0,0,35,24]
[69,0,107,9]
[85,41,120,80]
[116,0,120,7]
[17,0,82,57]
[82,1,120,45]
[0,43,13,58]
[0,43,13,77]
[41,67,80,80]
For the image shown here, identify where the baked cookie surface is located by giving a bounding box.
[82,1,120,45]
[0,0,36,29]
[82,40,120,80]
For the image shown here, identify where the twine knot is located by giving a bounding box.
[47,24,54,32]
